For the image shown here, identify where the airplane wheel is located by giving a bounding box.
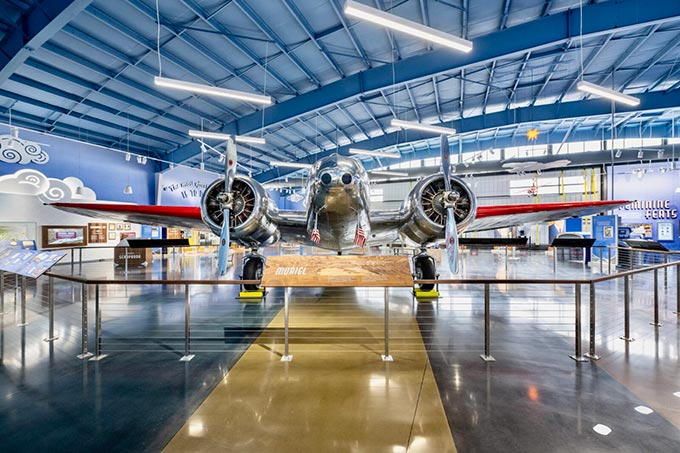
[243,257,264,291]
[414,255,436,291]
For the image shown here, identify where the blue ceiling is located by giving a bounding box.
[0,0,679,180]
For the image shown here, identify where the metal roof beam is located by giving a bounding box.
[85,6,240,119]
[329,0,372,69]
[232,0,321,86]
[170,0,680,164]
[404,84,420,122]
[500,0,512,30]
[280,0,344,78]
[557,34,613,103]
[618,32,680,90]
[179,0,297,94]
[531,41,571,104]
[0,0,93,84]
[252,88,680,181]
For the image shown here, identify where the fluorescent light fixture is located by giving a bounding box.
[637,150,644,159]
[188,130,266,145]
[154,76,272,105]
[270,161,313,169]
[391,119,456,135]
[576,81,640,107]
[349,148,400,158]
[614,149,622,158]
[370,170,409,177]
[344,0,472,53]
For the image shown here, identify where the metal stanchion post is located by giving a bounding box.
[570,283,588,361]
[620,275,634,342]
[675,263,680,315]
[71,249,74,275]
[89,284,106,361]
[77,283,93,359]
[583,247,587,271]
[651,269,662,327]
[608,247,612,274]
[599,248,603,274]
[553,248,557,274]
[124,248,129,275]
[79,248,83,275]
[663,255,668,289]
[584,283,599,360]
[504,247,508,275]
[43,276,58,342]
[180,285,194,361]
[16,275,29,326]
[0,270,6,316]
[281,287,293,362]
[382,287,393,362]
[480,284,495,362]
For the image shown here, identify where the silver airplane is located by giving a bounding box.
[52,136,628,291]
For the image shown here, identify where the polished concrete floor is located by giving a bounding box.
[0,248,679,451]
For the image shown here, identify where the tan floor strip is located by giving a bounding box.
[164,290,456,452]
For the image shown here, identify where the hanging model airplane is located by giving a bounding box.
[50,136,628,291]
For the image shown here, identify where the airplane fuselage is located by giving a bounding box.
[304,154,372,251]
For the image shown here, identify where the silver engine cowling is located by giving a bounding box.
[399,174,477,245]
[201,175,280,248]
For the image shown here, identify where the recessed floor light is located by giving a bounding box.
[634,406,653,415]
[593,424,612,436]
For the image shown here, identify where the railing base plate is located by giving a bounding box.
[179,354,195,362]
[88,354,107,362]
[569,354,589,362]
[584,353,600,361]
[381,355,394,362]
[620,336,635,342]
[480,355,496,362]
[77,352,94,360]
[281,355,293,362]
[43,336,59,342]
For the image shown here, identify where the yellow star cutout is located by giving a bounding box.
[526,128,539,141]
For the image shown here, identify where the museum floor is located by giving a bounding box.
[1,249,680,452]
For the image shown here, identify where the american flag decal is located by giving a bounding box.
[310,228,321,244]
[354,226,366,248]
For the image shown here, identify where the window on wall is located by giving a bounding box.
[369,188,383,203]
[509,175,591,196]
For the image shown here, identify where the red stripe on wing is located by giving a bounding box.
[50,202,202,220]
[476,200,629,219]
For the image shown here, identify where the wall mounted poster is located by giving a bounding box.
[41,226,87,248]
[658,222,673,241]
[88,223,108,244]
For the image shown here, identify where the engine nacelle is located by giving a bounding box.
[201,175,280,248]
[399,174,477,245]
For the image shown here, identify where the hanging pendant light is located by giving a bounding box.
[123,185,133,195]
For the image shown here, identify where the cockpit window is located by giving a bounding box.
[320,173,332,185]
[341,173,352,185]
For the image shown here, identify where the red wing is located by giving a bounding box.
[49,202,205,230]
[467,200,629,232]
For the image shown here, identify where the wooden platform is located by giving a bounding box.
[260,255,413,288]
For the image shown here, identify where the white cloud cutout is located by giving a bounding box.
[0,135,49,165]
[0,169,97,202]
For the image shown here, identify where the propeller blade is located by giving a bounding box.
[217,139,238,276]
[217,208,230,276]
[440,134,452,192]
[446,206,459,274]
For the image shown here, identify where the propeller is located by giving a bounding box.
[440,135,459,274]
[217,138,237,276]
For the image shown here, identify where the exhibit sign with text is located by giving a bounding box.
[610,162,680,249]
[157,165,219,206]
[0,247,66,278]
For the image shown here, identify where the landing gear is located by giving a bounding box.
[413,249,437,291]
[241,250,265,291]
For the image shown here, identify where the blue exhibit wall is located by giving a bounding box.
[0,125,157,205]
[268,189,306,211]
[609,161,680,250]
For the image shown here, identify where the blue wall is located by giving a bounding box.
[0,125,156,205]
[268,189,306,211]
[610,162,680,250]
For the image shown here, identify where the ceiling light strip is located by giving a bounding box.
[344,0,472,53]
[270,161,313,169]
[391,119,456,135]
[349,148,400,158]
[188,130,266,145]
[155,76,272,105]
[576,81,640,107]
